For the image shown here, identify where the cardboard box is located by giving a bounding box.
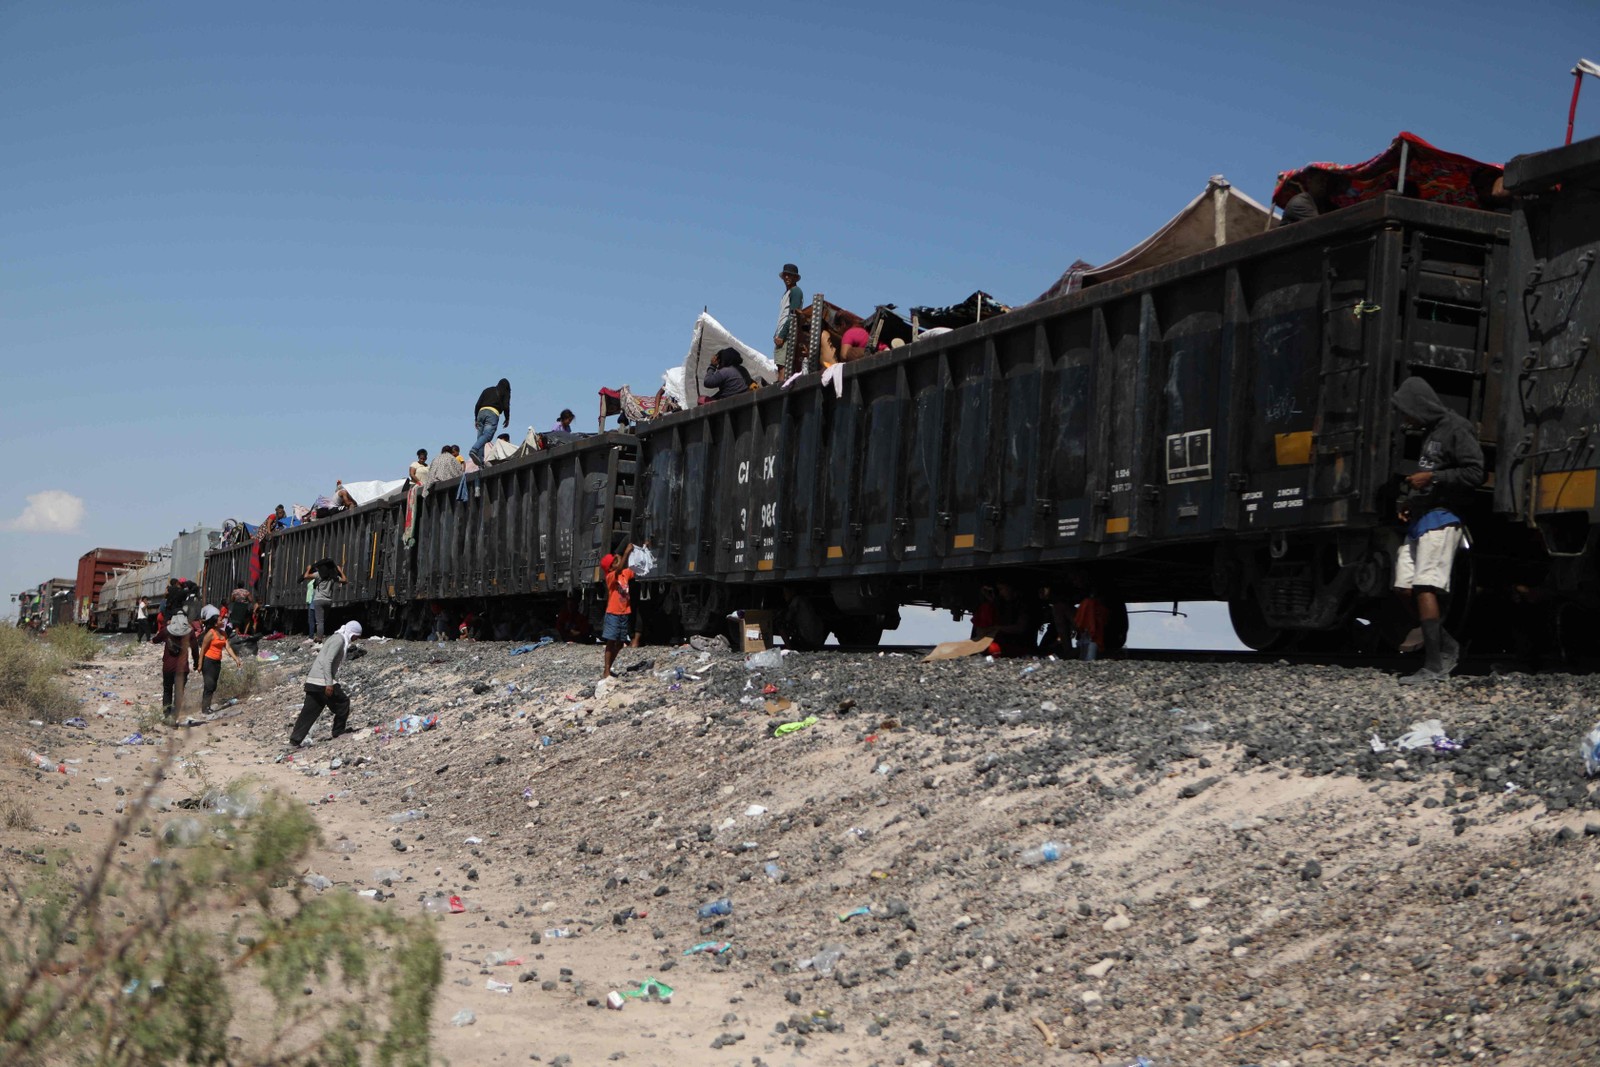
[732,609,776,653]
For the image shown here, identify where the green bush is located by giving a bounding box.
[42,625,98,665]
[0,628,74,724]
[214,656,261,706]
[0,773,442,1066]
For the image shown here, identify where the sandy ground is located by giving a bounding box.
[4,636,1599,1066]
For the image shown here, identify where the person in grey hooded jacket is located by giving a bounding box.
[1391,377,1484,684]
[289,621,362,745]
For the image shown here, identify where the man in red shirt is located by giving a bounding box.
[600,548,634,679]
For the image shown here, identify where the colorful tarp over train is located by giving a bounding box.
[1273,131,1502,211]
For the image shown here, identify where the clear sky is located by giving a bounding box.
[3,0,1595,634]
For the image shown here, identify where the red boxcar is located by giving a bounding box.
[75,548,145,627]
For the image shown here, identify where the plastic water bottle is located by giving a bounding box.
[696,897,732,919]
[1019,841,1064,867]
[543,927,570,939]
[1581,721,1600,777]
[388,810,425,824]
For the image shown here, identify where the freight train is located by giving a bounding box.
[196,136,1600,658]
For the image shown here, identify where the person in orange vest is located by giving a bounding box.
[197,609,244,713]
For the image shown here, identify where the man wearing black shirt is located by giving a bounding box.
[470,378,511,466]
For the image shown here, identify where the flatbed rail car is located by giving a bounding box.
[201,434,638,633]
[630,192,1516,649]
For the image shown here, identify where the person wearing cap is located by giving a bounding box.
[599,547,635,679]
[290,621,363,746]
[774,263,804,376]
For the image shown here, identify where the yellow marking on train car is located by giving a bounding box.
[827,545,845,559]
[537,572,546,581]
[369,532,378,579]
[1105,517,1130,535]
[688,561,696,572]
[757,559,774,571]
[1274,431,1313,466]
[1537,469,1597,511]
[952,534,975,550]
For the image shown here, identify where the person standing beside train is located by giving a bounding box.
[600,548,634,679]
[301,558,347,644]
[470,378,512,467]
[773,263,804,376]
[1391,377,1484,684]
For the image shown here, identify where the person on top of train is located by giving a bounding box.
[471,378,512,466]
[704,347,753,401]
[261,504,289,534]
[1278,169,1331,226]
[774,263,804,376]
[552,409,576,434]
[409,449,429,485]
[1391,376,1484,685]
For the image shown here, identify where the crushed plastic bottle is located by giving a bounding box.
[696,897,732,919]
[744,649,782,671]
[378,714,438,738]
[387,809,426,824]
[450,1009,476,1027]
[372,867,403,883]
[1582,721,1600,778]
[303,874,333,891]
[996,709,1025,726]
[422,895,465,915]
[485,978,513,994]
[160,817,205,848]
[1019,841,1065,867]
[804,944,846,976]
[26,750,66,774]
[485,950,520,966]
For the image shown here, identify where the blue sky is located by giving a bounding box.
[3,1,1594,637]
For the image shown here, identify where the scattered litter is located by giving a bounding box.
[744,804,767,817]
[422,894,466,915]
[509,637,555,655]
[485,978,513,994]
[744,649,783,671]
[387,810,426,824]
[372,867,403,882]
[1504,781,1519,793]
[62,717,87,729]
[1019,841,1064,867]
[464,835,483,845]
[1394,719,1462,752]
[763,861,784,882]
[117,732,145,746]
[1582,721,1600,778]
[303,874,333,891]
[543,927,570,939]
[684,940,732,956]
[376,714,438,738]
[696,897,732,918]
[837,905,872,922]
[25,750,67,774]
[619,977,673,1001]
[800,945,845,976]
[449,1010,476,1027]
[257,652,280,662]
[485,951,523,966]
[160,817,205,848]
[922,636,992,662]
[773,715,819,737]
[1369,734,1389,753]
[606,990,626,1010]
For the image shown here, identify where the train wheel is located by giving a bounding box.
[1228,596,1294,652]
[831,615,885,648]
[780,596,830,651]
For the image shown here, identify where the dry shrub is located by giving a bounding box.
[42,625,98,665]
[0,628,74,724]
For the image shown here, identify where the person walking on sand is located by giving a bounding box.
[197,610,244,713]
[289,621,362,746]
[600,548,634,679]
[156,615,200,722]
